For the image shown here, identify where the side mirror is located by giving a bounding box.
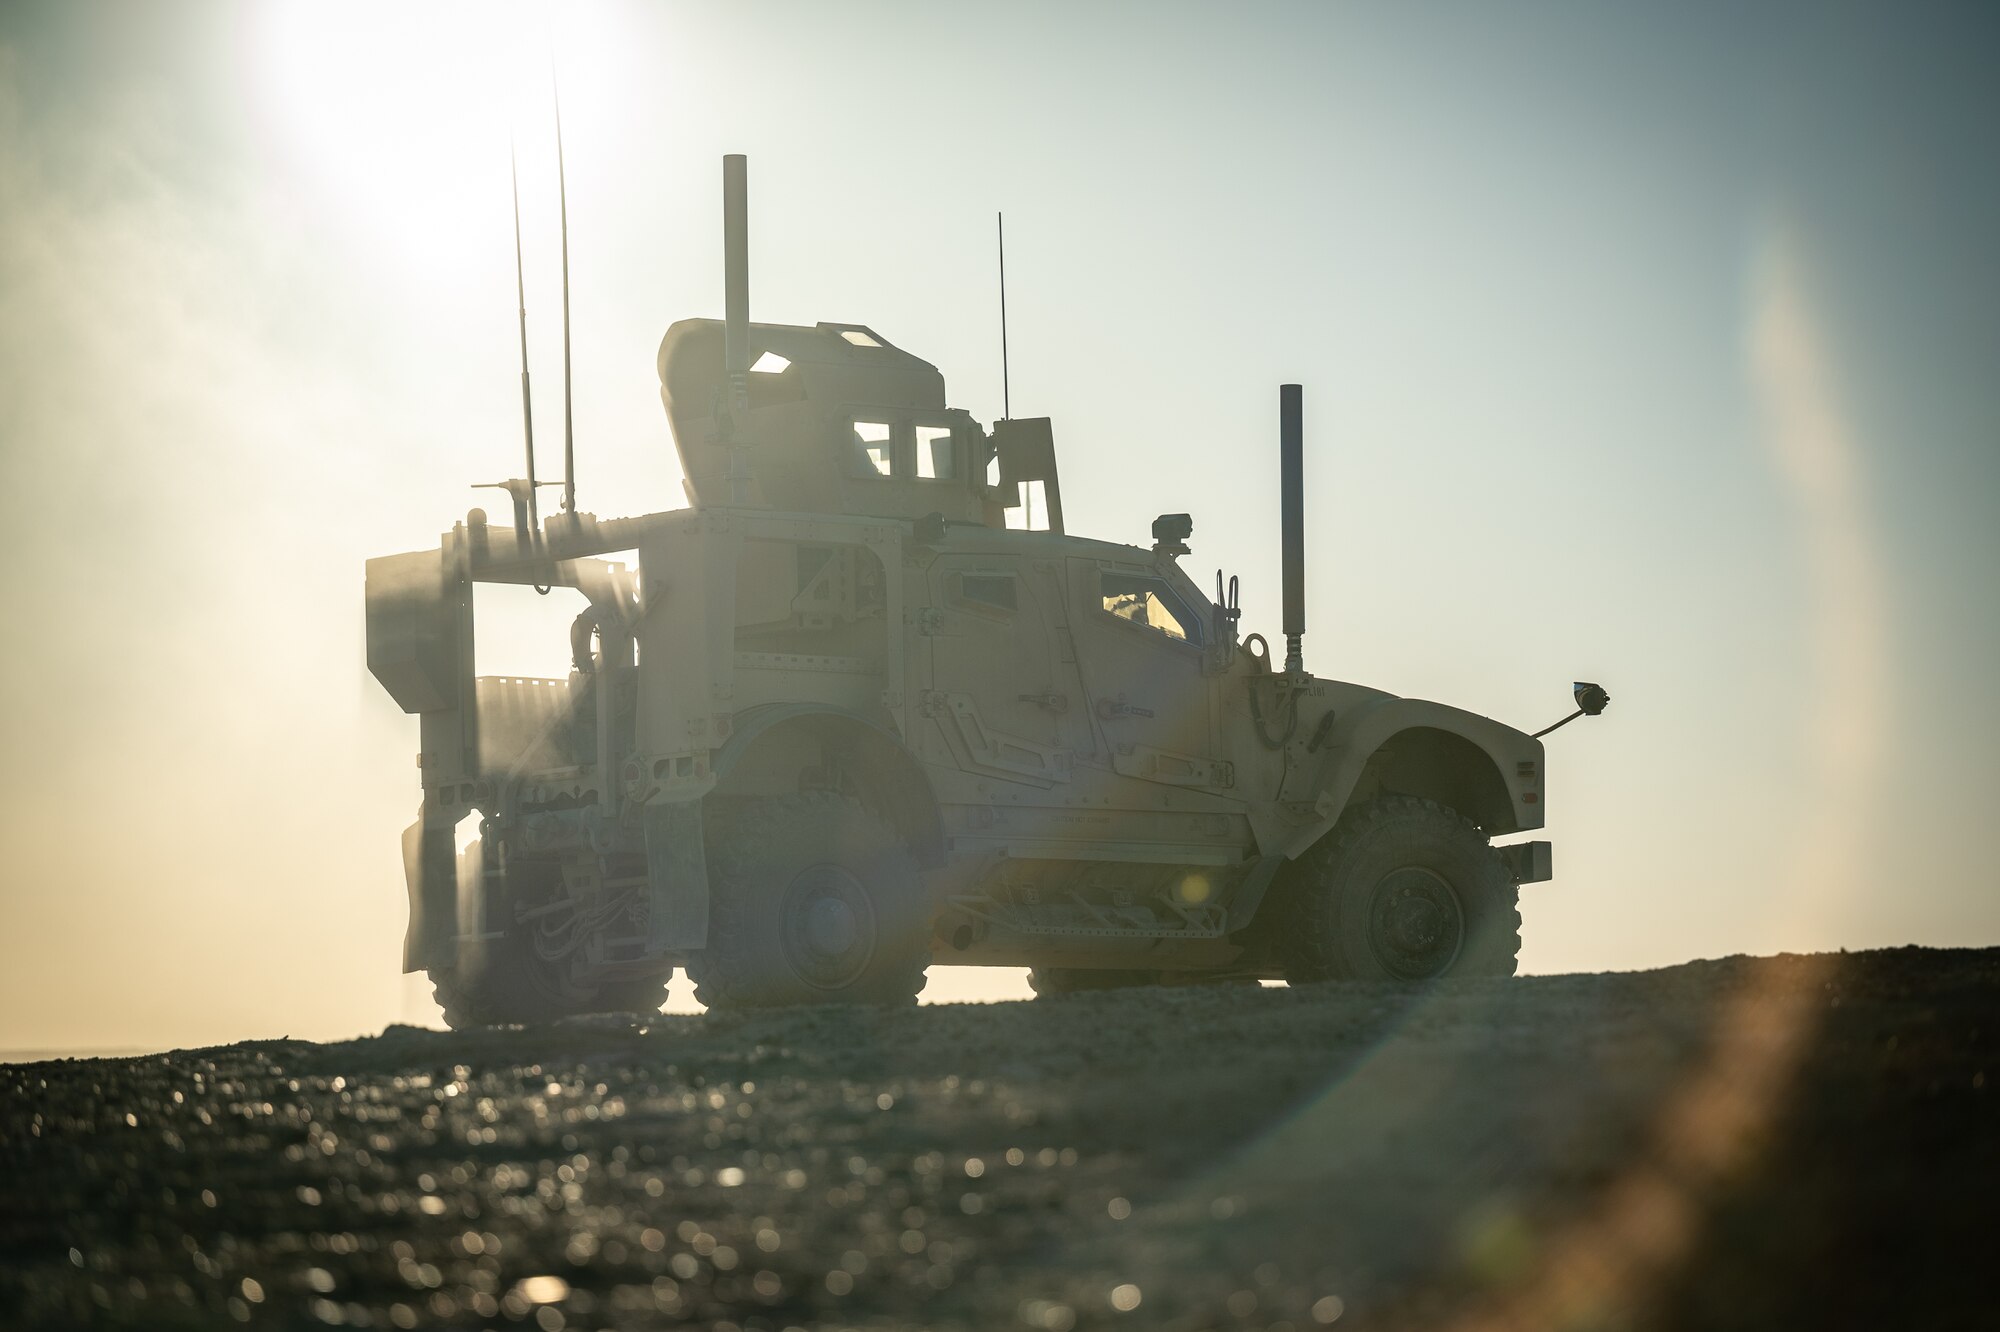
[1533,680,1612,739]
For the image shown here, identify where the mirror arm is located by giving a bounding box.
[1532,708,1586,740]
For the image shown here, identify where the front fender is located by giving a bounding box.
[1275,696,1544,858]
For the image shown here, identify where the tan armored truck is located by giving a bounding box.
[366,156,1607,1025]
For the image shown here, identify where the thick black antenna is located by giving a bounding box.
[509,139,540,545]
[555,80,576,517]
[1280,383,1306,675]
[997,211,1011,421]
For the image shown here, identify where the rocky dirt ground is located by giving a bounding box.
[3,947,1993,1331]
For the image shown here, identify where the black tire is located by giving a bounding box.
[431,936,671,1029]
[1027,968,1162,996]
[690,793,931,1010]
[428,842,670,1028]
[1277,795,1520,983]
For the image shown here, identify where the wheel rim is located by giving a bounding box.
[1367,867,1466,980]
[780,863,878,989]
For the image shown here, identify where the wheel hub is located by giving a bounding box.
[804,896,860,955]
[1368,868,1466,979]
[780,864,878,990]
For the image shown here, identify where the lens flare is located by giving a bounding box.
[1166,215,1892,1329]
[1437,215,1891,1330]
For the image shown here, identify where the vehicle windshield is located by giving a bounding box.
[1100,572,1203,646]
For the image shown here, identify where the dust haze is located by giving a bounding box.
[4,5,1998,1331]
[4,2,1998,1054]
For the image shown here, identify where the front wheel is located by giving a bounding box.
[690,793,931,1009]
[1277,795,1520,983]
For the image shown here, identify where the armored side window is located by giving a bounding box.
[916,424,956,480]
[1099,572,1203,647]
[851,420,894,477]
[957,572,1017,611]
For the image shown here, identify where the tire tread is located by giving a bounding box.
[1277,794,1521,982]
[691,791,929,1010]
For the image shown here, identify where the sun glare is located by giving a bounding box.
[255,2,568,271]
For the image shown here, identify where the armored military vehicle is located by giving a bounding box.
[366,156,1607,1025]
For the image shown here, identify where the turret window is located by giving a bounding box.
[852,421,894,476]
[916,425,955,480]
[845,416,964,482]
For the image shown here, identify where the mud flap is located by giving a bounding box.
[400,819,459,973]
[643,801,710,953]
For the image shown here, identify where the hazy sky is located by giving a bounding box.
[2,1,1994,1052]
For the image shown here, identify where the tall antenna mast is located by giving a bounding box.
[722,154,752,505]
[510,139,540,546]
[997,212,1035,527]
[555,80,576,516]
[997,211,1011,421]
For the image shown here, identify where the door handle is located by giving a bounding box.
[1019,693,1070,714]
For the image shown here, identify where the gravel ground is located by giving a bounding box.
[3,947,1993,1331]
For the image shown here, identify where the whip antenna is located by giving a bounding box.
[509,138,540,546]
[997,211,1010,421]
[555,79,576,516]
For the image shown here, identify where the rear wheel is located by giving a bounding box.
[690,793,931,1010]
[430,934,671,1029]
[1277,795,1520,983]
[428,844,670,1028]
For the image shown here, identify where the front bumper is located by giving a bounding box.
[1498,840,1552,885]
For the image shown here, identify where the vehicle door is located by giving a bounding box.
[925,555,1092,788]
[1065,558,1224,789]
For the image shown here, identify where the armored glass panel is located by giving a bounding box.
[960,573,1016,610]
[852,420,893,476]
[916,425,955,480]
[1100,573,1203,646]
